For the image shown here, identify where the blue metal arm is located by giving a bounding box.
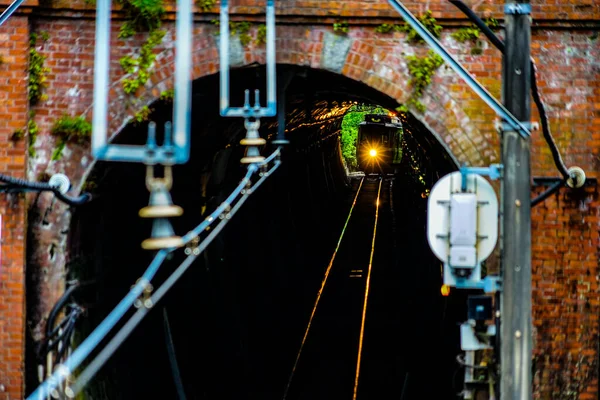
[92,0,192,164]
[387,0,530,138]
[219,0,277,118]
[0,0,26,27]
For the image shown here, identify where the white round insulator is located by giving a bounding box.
[48,173,71,194]
[566,166,586,189]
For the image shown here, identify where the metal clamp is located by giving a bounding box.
[505,3,532,15]
[219,0,277,118]
[133,282,154,309]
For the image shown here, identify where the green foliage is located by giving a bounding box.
[28,33,50,104]
[120,29,166,94]
[160,89,174,102]
[28,117,39,158]
[117,0,165,39]
[452,26,480,43]
[375,24,395,34]
[340,105,388,170]
[396,10,442,43]
[196,0,217,12]
[51,115,92,143]
[256,24,267,45]
[50,115,92,161]
[230,21,252,46]
[399,50,444,113]
[333,21,349,35]
[134,105,151,123]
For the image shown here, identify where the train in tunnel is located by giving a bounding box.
[357,113,404,174]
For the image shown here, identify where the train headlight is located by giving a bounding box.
[369,149,377,157]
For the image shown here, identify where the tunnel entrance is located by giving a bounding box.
[68,65,467,399]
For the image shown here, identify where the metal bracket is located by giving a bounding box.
[92,0,192,164]
[220,0,277,118]
[505,3,532,15]
[452,274,501,293]
[460,164,503,192]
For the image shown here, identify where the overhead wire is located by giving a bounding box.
[282,177,365,400]
[27,150,281,400]
[70,155,281,396]
[352,178,382,400]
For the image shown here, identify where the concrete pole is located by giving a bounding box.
[500,1,533,399]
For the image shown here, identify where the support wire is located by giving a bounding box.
[70,156,281,396]
[28,150,281,400]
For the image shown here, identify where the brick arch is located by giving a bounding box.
[71,24,497,192]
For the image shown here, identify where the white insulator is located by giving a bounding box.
[49,173,71,194]
[566,166,586,188]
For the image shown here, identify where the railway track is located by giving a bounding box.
[283,176,385,400]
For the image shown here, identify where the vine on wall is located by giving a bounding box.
[50,115,92,161]
[393,11,445,114]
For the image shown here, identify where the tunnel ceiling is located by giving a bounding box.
[101,64,458,188]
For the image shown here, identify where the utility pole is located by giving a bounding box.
[500,1,532,399]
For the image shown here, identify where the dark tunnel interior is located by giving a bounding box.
[61,65,471,399]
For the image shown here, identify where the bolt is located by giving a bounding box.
[515,264,521,272]
[495,311,501,318]
[515,330,522,339]
[515,68,522,75]
[515,199,521,207]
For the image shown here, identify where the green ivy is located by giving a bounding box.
[120,29,166,94]
[452,18,499,43]
[28,33,50,104]
[50,115,92,161]
[375,24,395,34]
[256,24,267,45]
[28,117,39,158]
[117,0,165,39]
[230,21,252,46]
[451,26,480,43]
[396,10,442,43]
[211,20,265,47]
[398,50,444,113]
[196,0,217,12]
[160,89,174,102]
[333,21,349,35]
[133,105,151,124]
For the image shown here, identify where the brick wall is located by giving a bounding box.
[0,1,596,398]
[0,15,29,400]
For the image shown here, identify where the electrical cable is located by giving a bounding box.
[46,284,81,338]
[448,0,571,183]
[27,149,281,399]
[353,178,382,400]
[0,174,91,206]
[282,177,365,400]
[70,157,281,396]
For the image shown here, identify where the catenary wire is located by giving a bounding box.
[70,157,281,397]
[28,150,281,400]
